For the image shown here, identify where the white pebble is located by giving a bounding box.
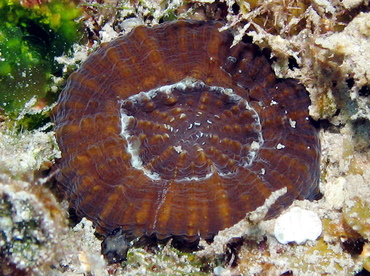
[274,207,322,244]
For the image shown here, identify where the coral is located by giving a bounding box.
[52,19,320,241]
[214,0,370,125]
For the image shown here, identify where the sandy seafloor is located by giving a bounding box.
[1,0,370,275]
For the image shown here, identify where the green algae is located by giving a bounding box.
[0,0,83,113]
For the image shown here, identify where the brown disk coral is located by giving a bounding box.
[52,20,320,241]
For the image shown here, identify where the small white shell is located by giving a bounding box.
[274,207,322,244]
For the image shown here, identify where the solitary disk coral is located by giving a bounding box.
[53,20,320,241]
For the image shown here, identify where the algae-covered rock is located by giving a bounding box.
[343,197,370,240]
[0,174,67,274]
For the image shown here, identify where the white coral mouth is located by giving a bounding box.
[119,78,263,182]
